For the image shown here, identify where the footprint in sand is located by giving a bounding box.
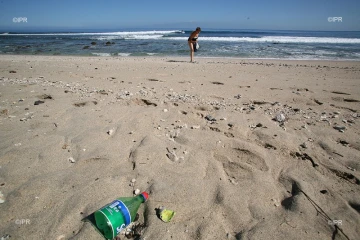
[349,202,360,214]
[214,145,269,182]
[232,148,269,172]
[280,181,301,211]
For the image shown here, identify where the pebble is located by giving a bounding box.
[333,126,346,132]
[68,157,75,163]
[34,100,45,105]
[205,115,216,121]
[163,109,168,112]
[300,143,307,149]
[191,125,200,129]
[134,189,140,195]
[131,178,136,183]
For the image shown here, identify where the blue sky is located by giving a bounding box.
[0,0,359,31]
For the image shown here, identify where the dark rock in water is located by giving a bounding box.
[34,100,45,105]
[91,42,97,45]
[105,41,112,46]
[83,46,90,49]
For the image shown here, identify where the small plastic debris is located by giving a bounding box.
[158,206,176,222]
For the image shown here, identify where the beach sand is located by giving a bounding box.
[0,55,359,240]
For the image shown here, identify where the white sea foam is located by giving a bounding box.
[92,52,111,56]
[117,53,131,56]
[125,35,163,40]
[170,36,360,44]
[0,30,183,36]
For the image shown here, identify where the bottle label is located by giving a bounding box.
[109,200,131,234]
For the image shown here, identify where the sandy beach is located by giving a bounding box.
[0,55,359,240]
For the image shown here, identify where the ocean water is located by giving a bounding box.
[0,29,360,60]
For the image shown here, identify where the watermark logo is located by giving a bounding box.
[328,17,342,22]
[328,220,342,226]
[15,219,31,225]
[13,17,28,23]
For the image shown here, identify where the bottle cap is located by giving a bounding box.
[141,192,149,202]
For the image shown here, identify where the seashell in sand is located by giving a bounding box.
[107,129,115,135]
[275,113,286,122]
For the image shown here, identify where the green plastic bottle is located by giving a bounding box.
[94,192,149,239]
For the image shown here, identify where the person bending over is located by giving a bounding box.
[188,27,201,62]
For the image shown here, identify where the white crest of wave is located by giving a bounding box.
[118,53,131,56]
[92,52,111,56]
[170,36,360,44]
[0,30,183,36]
[194,36,360,44]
